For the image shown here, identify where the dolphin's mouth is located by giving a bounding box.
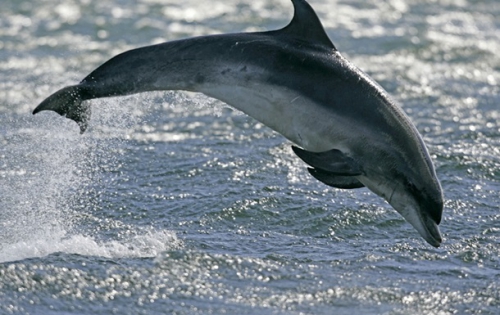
[404,206,442,247]
[390,198,443,247]
[419,218,442,248]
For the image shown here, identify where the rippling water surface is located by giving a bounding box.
[1,0,499,314]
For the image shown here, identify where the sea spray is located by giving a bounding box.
[0,95,181,263]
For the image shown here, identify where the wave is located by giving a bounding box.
[0,228,180,263]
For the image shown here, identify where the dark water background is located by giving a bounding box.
[1,0,499,314]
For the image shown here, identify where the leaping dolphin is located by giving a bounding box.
[33,0,444,247]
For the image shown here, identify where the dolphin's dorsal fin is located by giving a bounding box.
[280,0,336,50]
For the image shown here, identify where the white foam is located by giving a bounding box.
[0,229,181,263]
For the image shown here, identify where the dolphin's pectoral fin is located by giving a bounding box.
[291,146,363,176]
[33,85,90,134]
[307,168,364,189]
[292,145,364,189]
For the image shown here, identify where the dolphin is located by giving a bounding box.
[33,0,444,247]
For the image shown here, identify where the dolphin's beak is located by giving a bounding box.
[401,204,442,247]
[372,176,444,247]
[417,217,442,247]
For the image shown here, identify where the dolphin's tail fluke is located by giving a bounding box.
[33,85,90,134]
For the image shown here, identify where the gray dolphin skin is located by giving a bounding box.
[33,0,444,247]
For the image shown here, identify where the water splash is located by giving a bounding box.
[0,229,180,263]
[0,96,181,263]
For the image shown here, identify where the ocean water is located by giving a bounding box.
[1,0,499,314]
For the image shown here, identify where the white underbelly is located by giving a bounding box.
[200,82,352,152]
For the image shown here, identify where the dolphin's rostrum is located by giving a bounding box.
[33,0,444,247]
